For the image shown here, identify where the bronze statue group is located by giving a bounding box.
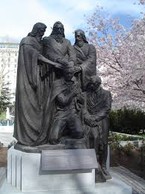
[13,21,112,182]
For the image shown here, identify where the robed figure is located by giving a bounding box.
[73,29,97,91]
[14,23,60,146]
[43,21,76,81]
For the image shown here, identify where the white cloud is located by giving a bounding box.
[98,0,144,16]
[0,0,51,40]
[56,0,96,11]
[0,0,143,42]
[0,0,89,42]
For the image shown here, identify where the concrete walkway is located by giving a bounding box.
[110,166,145,194]
[0,167,6,188]
[0,172,132,194]
[1,166,145,193]
[0,126,15,147]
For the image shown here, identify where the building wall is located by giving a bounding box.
[0,43,19,103]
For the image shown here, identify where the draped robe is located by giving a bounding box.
[74,43,96,90]
[43,36,76,80]
[74,43,97,90]
[14,36,51,146]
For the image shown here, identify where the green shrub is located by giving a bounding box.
[109,107,145,134]
[123,143,135,156]
[0,112,6,120]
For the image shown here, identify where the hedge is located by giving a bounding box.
[109,107,145,134]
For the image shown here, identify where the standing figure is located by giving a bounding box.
[14,23,58,147]
[74,29,97,91]
[49,65,84,145]
[84,75,112,181]
[43,21,76,81]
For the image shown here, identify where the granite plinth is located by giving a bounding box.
[7,147,97,192]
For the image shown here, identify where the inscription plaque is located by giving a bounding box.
[41,149,98,171]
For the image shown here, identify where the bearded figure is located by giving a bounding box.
[42,21,76,81]
[73,29,97,91]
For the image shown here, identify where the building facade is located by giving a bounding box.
[0,42,19,103]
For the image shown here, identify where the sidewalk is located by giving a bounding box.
[0,167,6,188]
[0,126,15,147]
[0,167,132,194]
[110,166,145,194]
[1,166,145,193]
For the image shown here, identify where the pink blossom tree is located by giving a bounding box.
[86,3,145,109]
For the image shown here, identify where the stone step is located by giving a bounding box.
[110,166,145,194]
[0,167,6,188]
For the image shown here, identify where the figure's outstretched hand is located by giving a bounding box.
[38,54,63,69]
[74,66,81,73]
[84,113,98,127]
[56,58,69,66]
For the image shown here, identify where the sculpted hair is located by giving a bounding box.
[74,29,88,44]
[51,21,65,37]
[28,22,47,37]
[90,75,101,84]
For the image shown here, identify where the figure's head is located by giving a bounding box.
[28,22,47,37]
[87,75,101,91]
[63,65,74,81]
[74,29,88,46]
[51,21,65,37]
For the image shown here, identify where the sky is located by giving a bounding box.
[0,0,144,43]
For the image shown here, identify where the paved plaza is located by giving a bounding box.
[0,126,15,147]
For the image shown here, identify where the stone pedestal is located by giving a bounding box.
[6,147,132,194]
[7,147,97,192]
[2,175,132,194]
